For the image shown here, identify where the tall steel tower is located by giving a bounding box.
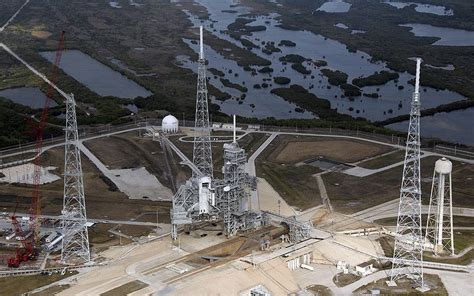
[387,58,425,289]
[61,94,90,264]
[425,157,454,256]
[192,26,213,178]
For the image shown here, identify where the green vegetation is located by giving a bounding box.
[355,273,448,295]
[306,285,332,296]
[220,78,248,93]
[262,42,281,55]
[101,280,148,296]
[273,76,291,85]
[291,63,311,75]
[258,66,274,73]
[257,159,322,211]
[363,92,379,98]
[244,0,474,111]
[240,38,260,49]
[358,150,405,169]
[209,68,225,77]
[227,18,266,37]
[352,71,399,87]
[313,59,328,67]
[340,83,361,97]
[333,273,361,287]
[202,31,272,67]
[279,40,296,47]
[0,98,63,147]
[0,272,77,296]
[320,69,348,86]
[279,54,306,64]
[271,84,332,117]
[377,99,474,127]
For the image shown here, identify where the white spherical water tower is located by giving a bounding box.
[162,115,179,133]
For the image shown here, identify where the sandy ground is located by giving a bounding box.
[54,232,302,296]
[313,234,384,266]
[169,259,299,295]
[111,167,173,201]
[0,163,60,184]
[257,177,297,216]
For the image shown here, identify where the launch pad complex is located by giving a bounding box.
[0,25,473,295]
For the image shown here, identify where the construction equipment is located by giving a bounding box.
[8,31,66,268]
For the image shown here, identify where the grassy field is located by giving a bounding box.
[83,131,190,190]
[101,280,148,296]
[378,235,474,265]
[325,155,474,214]
[357,150,406,169]
[0,139,174,228]
[0,272,77,296]
[255,134,393,210]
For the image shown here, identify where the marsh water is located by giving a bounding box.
[177,0,465,120]
[387,108,474,146]
[172,0,472,144]
[400,24,474,46]
[0,87,56,108]
[40,50,152,99]
[382,1,454,16]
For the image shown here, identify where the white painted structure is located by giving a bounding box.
[162,115,179,133]
[198,176,215,214]
[425,157,455,255]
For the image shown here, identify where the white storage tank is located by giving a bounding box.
[162,115,179,134]
[435,157,452,174]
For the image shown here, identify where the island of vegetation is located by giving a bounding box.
[278,40,296,47]
[273,77,291,85]
[220,78,248,93]
[320,69,348,86]
[352,71,399,87]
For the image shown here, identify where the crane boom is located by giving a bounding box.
[8,31,66,268]
[30,31,66,245]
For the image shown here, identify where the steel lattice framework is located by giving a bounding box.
[388,58,424,288]
[193,26,213,178]
[425,158,454,256]
[220,117,250,236]
[61,94,90,264]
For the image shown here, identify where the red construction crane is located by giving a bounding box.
[8,31,66,268]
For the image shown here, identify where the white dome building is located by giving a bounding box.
[162,114,179,133]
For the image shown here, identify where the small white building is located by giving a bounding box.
[162,115,179,133]
[355,262,376,276]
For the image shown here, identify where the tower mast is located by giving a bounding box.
[61,94,90,264]
[192,26,213,178]
[387,58,425,289]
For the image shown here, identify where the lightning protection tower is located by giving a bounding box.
[61,94,91,264]
[425,157,454,256]
[387,58,425,290]
[192,26,213,178]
